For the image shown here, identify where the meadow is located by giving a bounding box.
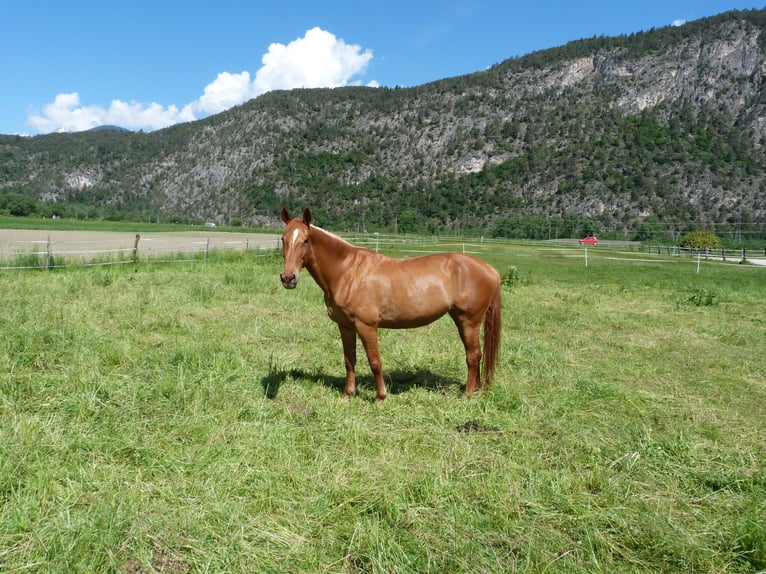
[1,239,764,573]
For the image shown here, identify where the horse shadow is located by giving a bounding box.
[260,364,461,400]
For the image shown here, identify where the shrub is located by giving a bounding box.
[680,230,721,250]
[502,265,521,290]
[681,288,720,307]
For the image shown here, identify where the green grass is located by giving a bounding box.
[1,244,764,572]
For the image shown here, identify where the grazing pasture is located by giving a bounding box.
[1,238,764,573]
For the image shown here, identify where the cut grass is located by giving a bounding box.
[1,244,764,572]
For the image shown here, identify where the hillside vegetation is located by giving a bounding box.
[1,9,766,240]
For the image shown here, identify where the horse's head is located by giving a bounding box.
[280,207,313,289]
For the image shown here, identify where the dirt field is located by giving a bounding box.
[0,229,281,261]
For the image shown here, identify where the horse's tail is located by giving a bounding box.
[481,284,502,389]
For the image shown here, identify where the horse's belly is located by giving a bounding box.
[379,313,444,329]
[377,299,450,329]
[376,279,451,326]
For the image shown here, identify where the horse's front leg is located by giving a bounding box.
[356,324,387,402]
[339,325,357,400]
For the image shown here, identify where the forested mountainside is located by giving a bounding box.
[2,9,766,239]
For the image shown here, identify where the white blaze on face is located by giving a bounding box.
[292,228,300,246]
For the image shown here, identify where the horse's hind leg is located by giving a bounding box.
[339,325,357,400]
[451,313,482,397]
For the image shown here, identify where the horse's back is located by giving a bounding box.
[382,251,498,312]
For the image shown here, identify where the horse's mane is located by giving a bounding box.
[310,224,350,245]
[310,224,371,257]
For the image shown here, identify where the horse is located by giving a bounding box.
[279,207,502,402]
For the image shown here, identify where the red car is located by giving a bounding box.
[579,236,599,245]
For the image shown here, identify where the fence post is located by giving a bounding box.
[45,235,51,270]
[133,234,140,263]
[205,238,210,260]
[722,248,726,262]
[742,248,747,262]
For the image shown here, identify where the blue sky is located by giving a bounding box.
[2,0,764,135]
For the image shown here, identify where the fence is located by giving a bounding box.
[3,229,765,272]
[639,243,766,263]
[0,230,282,270]
[0,229,508,271]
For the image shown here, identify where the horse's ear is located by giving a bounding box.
[280,207,291,224]
[302,208,313,226]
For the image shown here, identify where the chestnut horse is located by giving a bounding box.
[279,207,501,401]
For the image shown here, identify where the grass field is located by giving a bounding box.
[1,240,765,573]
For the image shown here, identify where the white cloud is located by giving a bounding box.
[27,92,194,133]
[672,19,687,27]
[252,27,373,94]
[192,71,254,115]
[28,28,375,133]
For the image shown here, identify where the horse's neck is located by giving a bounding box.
[306,226,356,295]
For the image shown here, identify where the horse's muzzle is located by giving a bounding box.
[280,273,298,289]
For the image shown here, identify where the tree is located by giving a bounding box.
[634,215,664,242]
[1,192,36,217]
[397,210,418,234]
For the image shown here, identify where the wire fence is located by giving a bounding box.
[0,231,282,271]
[637,243,766,263]
[2,230,765,272]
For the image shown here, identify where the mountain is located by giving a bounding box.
[1,9,765,239]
